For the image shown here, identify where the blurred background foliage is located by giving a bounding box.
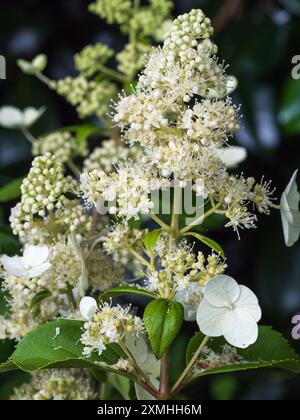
[0,0,300,400]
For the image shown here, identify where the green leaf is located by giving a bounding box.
[0,178,23,202]
[210,375,238,400]
[108,373,131,400]
[186,326,300,377]
[144,229,162,253]
[1,319,127,374]
[100,286,157,302]
[30,290,52,309]
[143,299,184,359]
[184,232,225,258]
[0,360,18,373]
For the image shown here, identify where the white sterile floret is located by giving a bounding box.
[196,275,261,348]
[125,334,160,378]
[175,282,204,321]
[1,245,51,279]
[280,170,300,247]
[79,296,98,321]
[215,146,247,168]
[0,106,45,129]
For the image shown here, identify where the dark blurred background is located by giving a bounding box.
[0,0,300,400]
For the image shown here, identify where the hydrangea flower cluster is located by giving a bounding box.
[10,369,95,400]
[1,4,299,401]
[80,299,145,357]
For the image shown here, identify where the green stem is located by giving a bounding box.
[36,72,53,87]
[119,342,155,392]
[127,246,153,271]
[158,349,171,400]
[66,284,77,310]
[179,198,224,236]
[171,335,209,395]
[149,213,171,232]
[67,160,80,177]
[21,127,36,144]
[98,65,128,82]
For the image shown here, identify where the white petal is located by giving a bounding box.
[0,106,24,129]
[226,75,238,95]
[144,352,161,378]
[79,297,97,321]
[216,146,247,168]
[204,275,240,307]
[26,262,51,278]
[235,285,261,322]
[23,245,49,266]
[280,170,300,247]
[196,298,229,337]
[125,334,148,365]
[1,255,25,277]
[23,107,45,127]
[222,307,259,348]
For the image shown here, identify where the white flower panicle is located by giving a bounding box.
[80,299,145,357]
[10,369,95,400]
[146,240,226,300]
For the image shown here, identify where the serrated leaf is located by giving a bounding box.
[100,286,157,302]
[143,299,184,359]
[0,319,127,374]
[186,326,300,377]
[144,229,162,254]
[0,178,23,202]
[184,232,225,258]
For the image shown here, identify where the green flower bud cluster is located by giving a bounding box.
[89,0,172,37]
[54,76,117,119]
[89,0,132,26]
[32,131,88,163]
[83,138,141,174]
[9,153,76,238]
[86,250,124,292]
[117,43,152,77]
[74,43,115,77]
